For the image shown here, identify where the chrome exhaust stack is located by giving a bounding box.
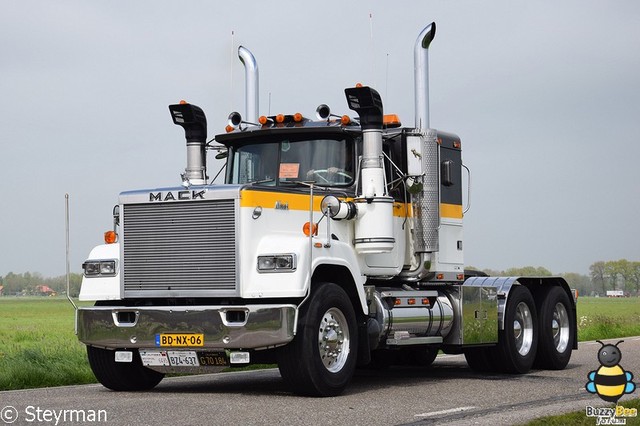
[402,22,439,280]
[238,46,259,123]
[414,22,436,130]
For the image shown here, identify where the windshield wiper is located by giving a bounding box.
[248,178,276,186]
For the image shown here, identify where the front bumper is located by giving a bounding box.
[77,304,296,350]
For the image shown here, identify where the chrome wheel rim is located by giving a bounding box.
[513,301,534,356]
[552,302,570,353]
[318,308,350,373]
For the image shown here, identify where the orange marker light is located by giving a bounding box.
[422,298,430,305]
[408,298,416,305]
[383,114,401,126]
[436,273,444,280]
[179,100,188,105]
[340,115,351,125]
[275,114,285,123]
[225,125,234,133]
[104,230,117,244]
[293,112,303,122]
[303,222,318,236]
[259,115,268,125]
[394,298,401,306]
[355,83,363,88]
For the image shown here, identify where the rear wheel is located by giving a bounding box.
[87,346,164,391]
[494,285,538,373]
[278,283,358,396]
[534,286,574,369]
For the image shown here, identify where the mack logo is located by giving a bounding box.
[149,190,205,202]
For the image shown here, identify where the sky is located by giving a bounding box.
[1,1,639,277]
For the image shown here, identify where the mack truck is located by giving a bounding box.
[76,22,577,397]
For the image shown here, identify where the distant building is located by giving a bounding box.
[606,290,624,297]
[35,285,57,296]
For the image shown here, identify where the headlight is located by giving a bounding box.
[83,260,117,277]
[257,254,296,273]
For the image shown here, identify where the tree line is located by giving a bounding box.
[588,260,640,295]
[1,259,637,298]
[0,272,82,297]
[474,259,639,297]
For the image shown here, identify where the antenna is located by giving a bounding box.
[369,13,376,89]
[385,53,389,104]
[65,193,77,311]
[230,31,235,114]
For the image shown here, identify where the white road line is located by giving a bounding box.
[414,406,476,417]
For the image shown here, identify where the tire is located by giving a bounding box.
[464,347,497,372]
[87,346,164,391]
[494,285,538,373]
[278,283,358,397]
[399,347,439,367]
[534,286,574,370]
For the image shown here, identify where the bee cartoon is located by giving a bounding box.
[586,340,636,403]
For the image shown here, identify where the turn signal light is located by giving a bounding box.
[302,222,318,236]
[104,230,117,244]
[225,125,234,133]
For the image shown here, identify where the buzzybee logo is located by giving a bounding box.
[586,340,636,403]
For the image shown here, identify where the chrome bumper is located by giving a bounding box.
[77,304,296,350]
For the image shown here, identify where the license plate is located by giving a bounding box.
[155,333,204,347]
[198,351,229,367]
[140,350,170,366]
[167,350,199,366]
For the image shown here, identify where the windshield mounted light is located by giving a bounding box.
[257,254,296,273]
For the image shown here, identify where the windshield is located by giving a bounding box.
[227,136,354,187]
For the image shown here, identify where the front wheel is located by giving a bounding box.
[87,346,164,391]
[494,285,538,373]
[534,286,574,369]
[278,283,358,397]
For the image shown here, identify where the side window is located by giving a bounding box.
[383,141,405,201]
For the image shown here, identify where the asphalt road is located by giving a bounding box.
[1,337,639,426]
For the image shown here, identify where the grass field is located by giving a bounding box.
[575,297,640,341]
[1,296,639,391]
[0,298,95,391]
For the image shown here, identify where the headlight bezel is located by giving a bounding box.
[82,260,118,277]
[257,254,296,273]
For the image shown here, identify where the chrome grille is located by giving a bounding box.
[122,200,236,296]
